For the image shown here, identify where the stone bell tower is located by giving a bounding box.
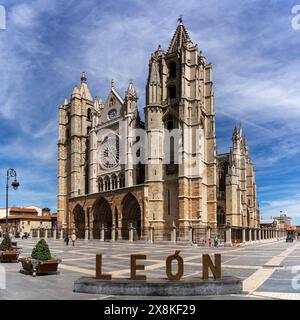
[145,19,217,231]
[57,72,94,227]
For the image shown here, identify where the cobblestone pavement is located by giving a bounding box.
[0,238,299,300]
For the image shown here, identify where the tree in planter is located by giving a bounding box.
[31,239,52,261]
[0,234,11,251]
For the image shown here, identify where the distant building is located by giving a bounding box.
[273,213,292,227]
[0,206,57,234]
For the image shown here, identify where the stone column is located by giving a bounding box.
[37,228,40,239]
[206,226,211,246]
[111,224,116,242]
[242,228,246,244]
[60,229,63,240]
[253,229,257,241]
[53,228,57,240]
[188,224,193,244]
[148,224,154,244]
[84,228,89,241]
[129,223,134,243]
[258,229,261,241]
[225,225,232,247]
[170,221,177,244]
[249,228,252,243]
[261,229,264,240]
[100,225,105,242]
[45,229,48,239]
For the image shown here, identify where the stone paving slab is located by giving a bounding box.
[0,238,298,299]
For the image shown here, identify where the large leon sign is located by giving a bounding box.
[96,251,221,281]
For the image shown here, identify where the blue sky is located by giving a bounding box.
[0,0,299,223]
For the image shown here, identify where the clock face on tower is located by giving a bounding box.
[108,109,118,120]
[99,136,120,169]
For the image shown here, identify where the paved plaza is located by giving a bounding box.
[0,238,300,300]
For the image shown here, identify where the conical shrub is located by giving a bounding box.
[31,239,52,261]
[0,234,11,251]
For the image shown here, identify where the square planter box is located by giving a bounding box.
[19,258,61,276]
[0,251,19,262]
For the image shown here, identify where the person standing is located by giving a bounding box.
[214,235,219,248]
[71,233,77,246]
[64,233,69,246]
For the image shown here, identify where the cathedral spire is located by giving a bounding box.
[126,79,137,96]
[167,18,193,54]
[79,72,93,101]
[81,71,87,83]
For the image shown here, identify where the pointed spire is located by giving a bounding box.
[127,79,137,95]
[99,97,103,109]
[63,97,68,106]
[81,71,87,83]
[79,72,93,101]
[111,79,115,88]
[72,86,80,96]
[167,19,193,54]
[125,80,138,103]
[94,98,99,111]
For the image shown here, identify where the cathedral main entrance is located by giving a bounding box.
[121,193,142,240]
[92,197,112,240]
[73,204,85,239]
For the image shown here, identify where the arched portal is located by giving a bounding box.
[122,193,142,240]
[92,197,112,240]
[73,204,85,239]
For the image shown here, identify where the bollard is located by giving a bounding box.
[148,225,154,244]
[100,225,105,242]
[225,226,232,247]
[170,221,177,244]
[129,223,134,243]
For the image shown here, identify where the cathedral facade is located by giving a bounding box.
[57,21,259,242]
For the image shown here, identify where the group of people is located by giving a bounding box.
[64,233,77,246]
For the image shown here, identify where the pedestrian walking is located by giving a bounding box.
[71,233,77,246]
[214,235,219,248]
[64,233,69,246]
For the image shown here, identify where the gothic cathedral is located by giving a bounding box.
[57,21,259,242]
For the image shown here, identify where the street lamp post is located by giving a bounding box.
[6,169,20,233]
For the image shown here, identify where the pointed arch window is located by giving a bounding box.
[104,175,110,191]
[98,178,103,192]
[119,173,125,188]
[217,208,225,226]
[219,165,227,192]
[170,136,175,165]
[169,62,177,79]
[168,86,176,100]
[87,108,92,121]
[111,174,118,190]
